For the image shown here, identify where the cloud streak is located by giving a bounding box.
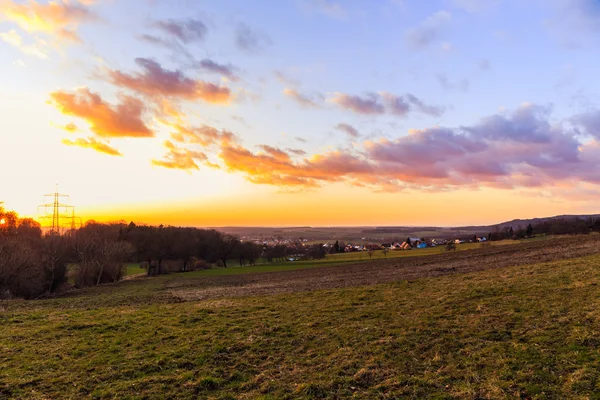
[153,18,207,44]
[335,123,360,138]
[109,58,231,104]
[330,91,444,117]
[62,137,122,156]
[196,59,239,81]
[0,29,48,58]
[283,88,321,108]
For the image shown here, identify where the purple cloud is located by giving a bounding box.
[153,18,207,44]
[330,92,385,115]
[335,123,360,138]
[197,59,239,81]
[235,23,272,53]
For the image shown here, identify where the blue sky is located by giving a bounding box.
[2,0,600,226]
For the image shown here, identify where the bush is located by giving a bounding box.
[194,259,211,270]
[0,237,46,299]
[73,229,134,288]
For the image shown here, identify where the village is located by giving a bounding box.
[325,236,489,253]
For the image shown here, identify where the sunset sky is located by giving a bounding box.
[2,0,600,227]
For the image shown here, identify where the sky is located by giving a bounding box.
[2,0,600,227]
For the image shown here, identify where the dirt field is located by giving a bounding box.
[167,234,600,301]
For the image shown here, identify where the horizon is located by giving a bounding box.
[3,1,600,226]
[27,211,600,231]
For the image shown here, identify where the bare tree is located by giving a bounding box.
[216,233,239,268]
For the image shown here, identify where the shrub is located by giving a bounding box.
[194,259,211,270]
[0,237,45,299]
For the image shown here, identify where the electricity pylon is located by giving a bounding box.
[38,185,79,235]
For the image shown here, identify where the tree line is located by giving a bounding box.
[487,217,600,241]
[0,206,327,299]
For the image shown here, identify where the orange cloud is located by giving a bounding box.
[0,0,97,42]
[109,58,231,104]
[219,143,372,188]
[49,88,154,138]
[53,121,79,132]
[62,137,122,156]
[162,121,238,148]
[151,140,219,171]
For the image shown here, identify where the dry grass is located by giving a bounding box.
[2,235,600,399]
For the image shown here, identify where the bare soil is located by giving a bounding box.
[168,235,600,301]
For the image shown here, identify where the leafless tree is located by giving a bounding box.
[216,233,239,268]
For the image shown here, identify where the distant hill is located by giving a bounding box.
[216,214,600,241]
[490,214,600,230]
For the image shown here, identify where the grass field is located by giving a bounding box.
[124,240,524,279]
[175,239,523,278]
[323,239,518,262]
[2,235,600,399]
[124,263,146,276]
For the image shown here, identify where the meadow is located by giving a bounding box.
[2,235,600,399]
[128,239,521,279]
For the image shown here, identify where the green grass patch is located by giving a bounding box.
[124,263,146,276]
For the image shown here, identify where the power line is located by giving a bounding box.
[38,185,81,235]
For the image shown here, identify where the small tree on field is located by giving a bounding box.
[526,223,534,237]
[216,233,239,268]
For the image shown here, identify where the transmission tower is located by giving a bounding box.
[38,185,80,235]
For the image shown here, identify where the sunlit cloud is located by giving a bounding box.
[53,121,80,132]
[0,0,97,43]
[166,122,237,147]
[151,140,218,171]
[49,88,154,138]
[204,104,600,192]
[62,137,122,156]
[108,58,231,104]
[0,29,48,58]
[329,92,385,115]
